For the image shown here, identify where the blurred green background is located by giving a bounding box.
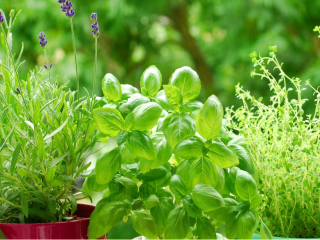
[1,0,320,238]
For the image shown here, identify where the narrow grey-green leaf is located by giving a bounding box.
[10,143,21,175]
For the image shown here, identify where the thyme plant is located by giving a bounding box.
[0,7,98,223]
[226,46,320,238]
[86,66,272,239]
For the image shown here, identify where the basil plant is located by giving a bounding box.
[87,66,269,239]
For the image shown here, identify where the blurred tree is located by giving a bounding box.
[1,0,320,111]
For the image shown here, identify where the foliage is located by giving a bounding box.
[0,10,97,223]
[226,47,320,238]
[87,65,269,239]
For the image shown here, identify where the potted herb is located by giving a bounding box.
[86,64,272,239]
[0,5,104,239]
[226,46,320,238]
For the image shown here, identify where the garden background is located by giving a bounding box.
[1,0,320,238]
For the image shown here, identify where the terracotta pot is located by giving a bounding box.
[0,203,106,239]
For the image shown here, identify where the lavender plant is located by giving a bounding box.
[86,66,271,239]
[226,46,320,238]
[0,8,98,223]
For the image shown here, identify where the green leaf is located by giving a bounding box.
[236,210,258,239]
[250,193,263,209]
[140,65,162,97]
[196,95,223,140]
[121,84,139,100]
[139,133,172,172]
[45,167,56,183]
[124,113,134,131]
[117,176,139,199]
[173,136,204,160]
[197,217,217,239]
[43,118,69,141]
[169,175,188,199]
[225,214,238,239]
[144,194,160,209]
[137,166,167,182]
[10,143,21,175]
[150,198,175,235]
[120,145,135,163]
[154,90,173,111]
[29,208,55,221]
[225,167,239,195]
[163,113,196,148]
[182,195,202,218]
[228,143,256,176]
[207,198,238,222]
[96,147,122,185]
[119,93,150,115]
[191,184,224,212]
[131,211,159,239]
[164,208,190,239]
[176,160,191,189]
[127,131,157,160]
[93,108,124,137]
[169,66,201,102]
[163,85,183,110]
[180,100,203,119]
[48,198,57,214]
[102,73,122,102]
[21,194,28,218]
[84,173,109,193]
[116,130,129,146]
[131,102,162,131]
[260,219,274,239]
[190,157,216,188]
[205,140,239,168]
[235,170,257,201]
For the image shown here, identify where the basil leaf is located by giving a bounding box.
[163,112,196,148]
[235,170,257,201]
[140,133,172,172]
[180,101,203,119]
[225,167,239,195]
[190,157,216,188]
[207,198,238,222]
[196,95,223,140]
[85,172,109,192]
[164,208,190,239]
[154,90,173,111]
[131,211,158,239]
[225,214,238,239]
[93,108,124,137]
[116,130,129,146]
[150,198,175,235]
[102,73,122,102]
[163,85,183,110]
[197,217,217,239]
[131,102,162,131]
[236,210,258,239]
[250,193,263,209]
[144,194,160,209]
[117,176,139,199]
[191,184,224,212]
[173,136,204,160]
[121,84,139,100]
[96,147,122,185]
[137,166,167,182]
[169,66,201,102]
[228,143,256,176]
[205,140,239,168]
[260,219,274,239]
[119,93,150,115]
[169,174,188,199]
[176,160,191,190]
[120,145,135,163]
[182,195,202,218]
[127,131,157,160]
[140,65,162,97]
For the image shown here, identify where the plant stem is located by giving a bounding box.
[91,37,98,109]
[69,18,79,101]
[44,48,51,84]
[0,197,21,209]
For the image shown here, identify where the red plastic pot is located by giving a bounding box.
[0,203,106,239]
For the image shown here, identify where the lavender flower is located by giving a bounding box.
[91,13,97,22]
[39,32,48,48]
[91,13,100,38]
[59,0,75,18]
[44,63,53,70]
[16,88,21,94]
[0,12,4,23]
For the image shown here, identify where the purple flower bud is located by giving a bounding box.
[44,64,48,69]
[91,16,100,38]
[58,0,66,3]
[44,63,53,70]
[50,63,53,69]
[39,32,48,48]
[60,0,75,18]
[91,13,97,22]
[16,88,21,94]
[0,12,4,24]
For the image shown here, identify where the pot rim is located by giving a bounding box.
[0,203,94,226]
